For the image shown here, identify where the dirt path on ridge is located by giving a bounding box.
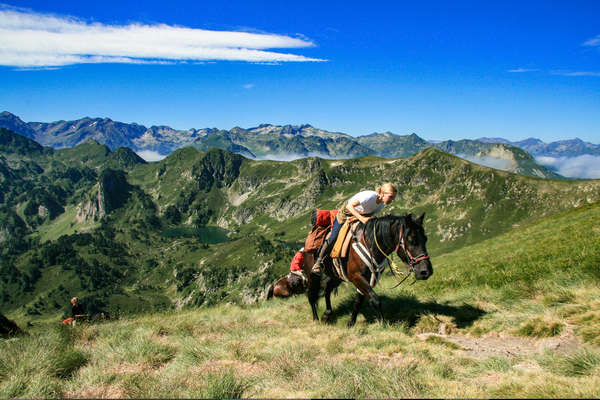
[416,324,580,360]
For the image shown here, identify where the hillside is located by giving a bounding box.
[1,127,600,322]
[1,201,599,398]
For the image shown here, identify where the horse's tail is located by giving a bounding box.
[266,284,275,300]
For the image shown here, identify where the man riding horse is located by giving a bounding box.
[311,183,398,275]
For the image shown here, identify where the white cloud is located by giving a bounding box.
[252,152,361,161]
[136,150,167,162]
[536,155,600,179]
[0,6,326,67]
[507,68,538,73]
[583,35,600,47]
[243,83,255,89]
[550,70,600,77]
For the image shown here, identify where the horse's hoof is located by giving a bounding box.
[322,310,332,322]
[347,320,356,328]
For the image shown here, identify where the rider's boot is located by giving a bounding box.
[311,239,333,276]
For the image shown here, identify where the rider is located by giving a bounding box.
[70,297,85,326]
[311,183,397,275]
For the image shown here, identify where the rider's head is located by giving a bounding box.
[70,297,79,306]
[377,183,397,205]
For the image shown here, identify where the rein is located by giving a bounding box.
[371,222,429,288]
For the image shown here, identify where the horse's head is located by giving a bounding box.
[396,213,433,280]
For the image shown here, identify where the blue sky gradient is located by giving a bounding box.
[1,1,599,143]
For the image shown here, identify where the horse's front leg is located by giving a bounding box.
[367,287,384,323]
[351,275,384,324]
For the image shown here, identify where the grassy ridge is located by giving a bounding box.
[2,202,599,398]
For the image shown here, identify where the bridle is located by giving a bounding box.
[371,220,430,287]
[394,224,430,268]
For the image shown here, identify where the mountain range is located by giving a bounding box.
[478,137,600,157]
[0,111,580,179]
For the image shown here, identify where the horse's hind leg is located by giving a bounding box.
[322,280,337,322]
[348,292,365,328]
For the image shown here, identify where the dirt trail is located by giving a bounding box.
[417,326,580,360]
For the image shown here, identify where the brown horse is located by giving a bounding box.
[305,213,433,327]
[267,273,307,299]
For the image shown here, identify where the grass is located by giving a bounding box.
[32,205,99,243]
[0,293,599,398]
[0,326,88,398]
[1,202,599,397]
[515,317,563,338]
[538,348,600,377]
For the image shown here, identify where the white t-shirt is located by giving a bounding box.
[347,190,384,215]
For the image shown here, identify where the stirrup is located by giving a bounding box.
[311,259,323,275]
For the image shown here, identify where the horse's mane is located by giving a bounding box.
[363,214,408,250]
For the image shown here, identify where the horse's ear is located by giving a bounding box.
[406,213,413,221]
[417,212,425,225]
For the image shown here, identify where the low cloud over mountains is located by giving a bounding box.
[536,155,600,179]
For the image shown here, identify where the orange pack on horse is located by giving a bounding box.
[266,207,339,299]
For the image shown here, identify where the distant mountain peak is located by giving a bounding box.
[0,111,37,139]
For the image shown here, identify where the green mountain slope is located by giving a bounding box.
[2,201,599,398]
[1,127,600,321]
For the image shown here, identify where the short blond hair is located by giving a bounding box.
[71,297,79,305]
[377,183,397,195]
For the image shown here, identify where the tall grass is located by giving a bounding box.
[0,326,88,398]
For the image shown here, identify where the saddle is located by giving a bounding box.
[330,218,359,258]
[329,220,389,290]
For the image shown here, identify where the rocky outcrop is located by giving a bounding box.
[76,169,132,222]
[76,187,103,222]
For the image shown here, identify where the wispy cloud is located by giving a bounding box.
[507,68,538,73]
[583,35,600,47]
[550,70,600,77]
[253,152,353,161]
[243,83,255,89]
[456,154,516,172]
[536,155,600,179]
[0,6,326,67]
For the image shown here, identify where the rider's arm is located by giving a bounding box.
[347,200,370,225]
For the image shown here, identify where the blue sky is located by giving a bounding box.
[1,1,599,143]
